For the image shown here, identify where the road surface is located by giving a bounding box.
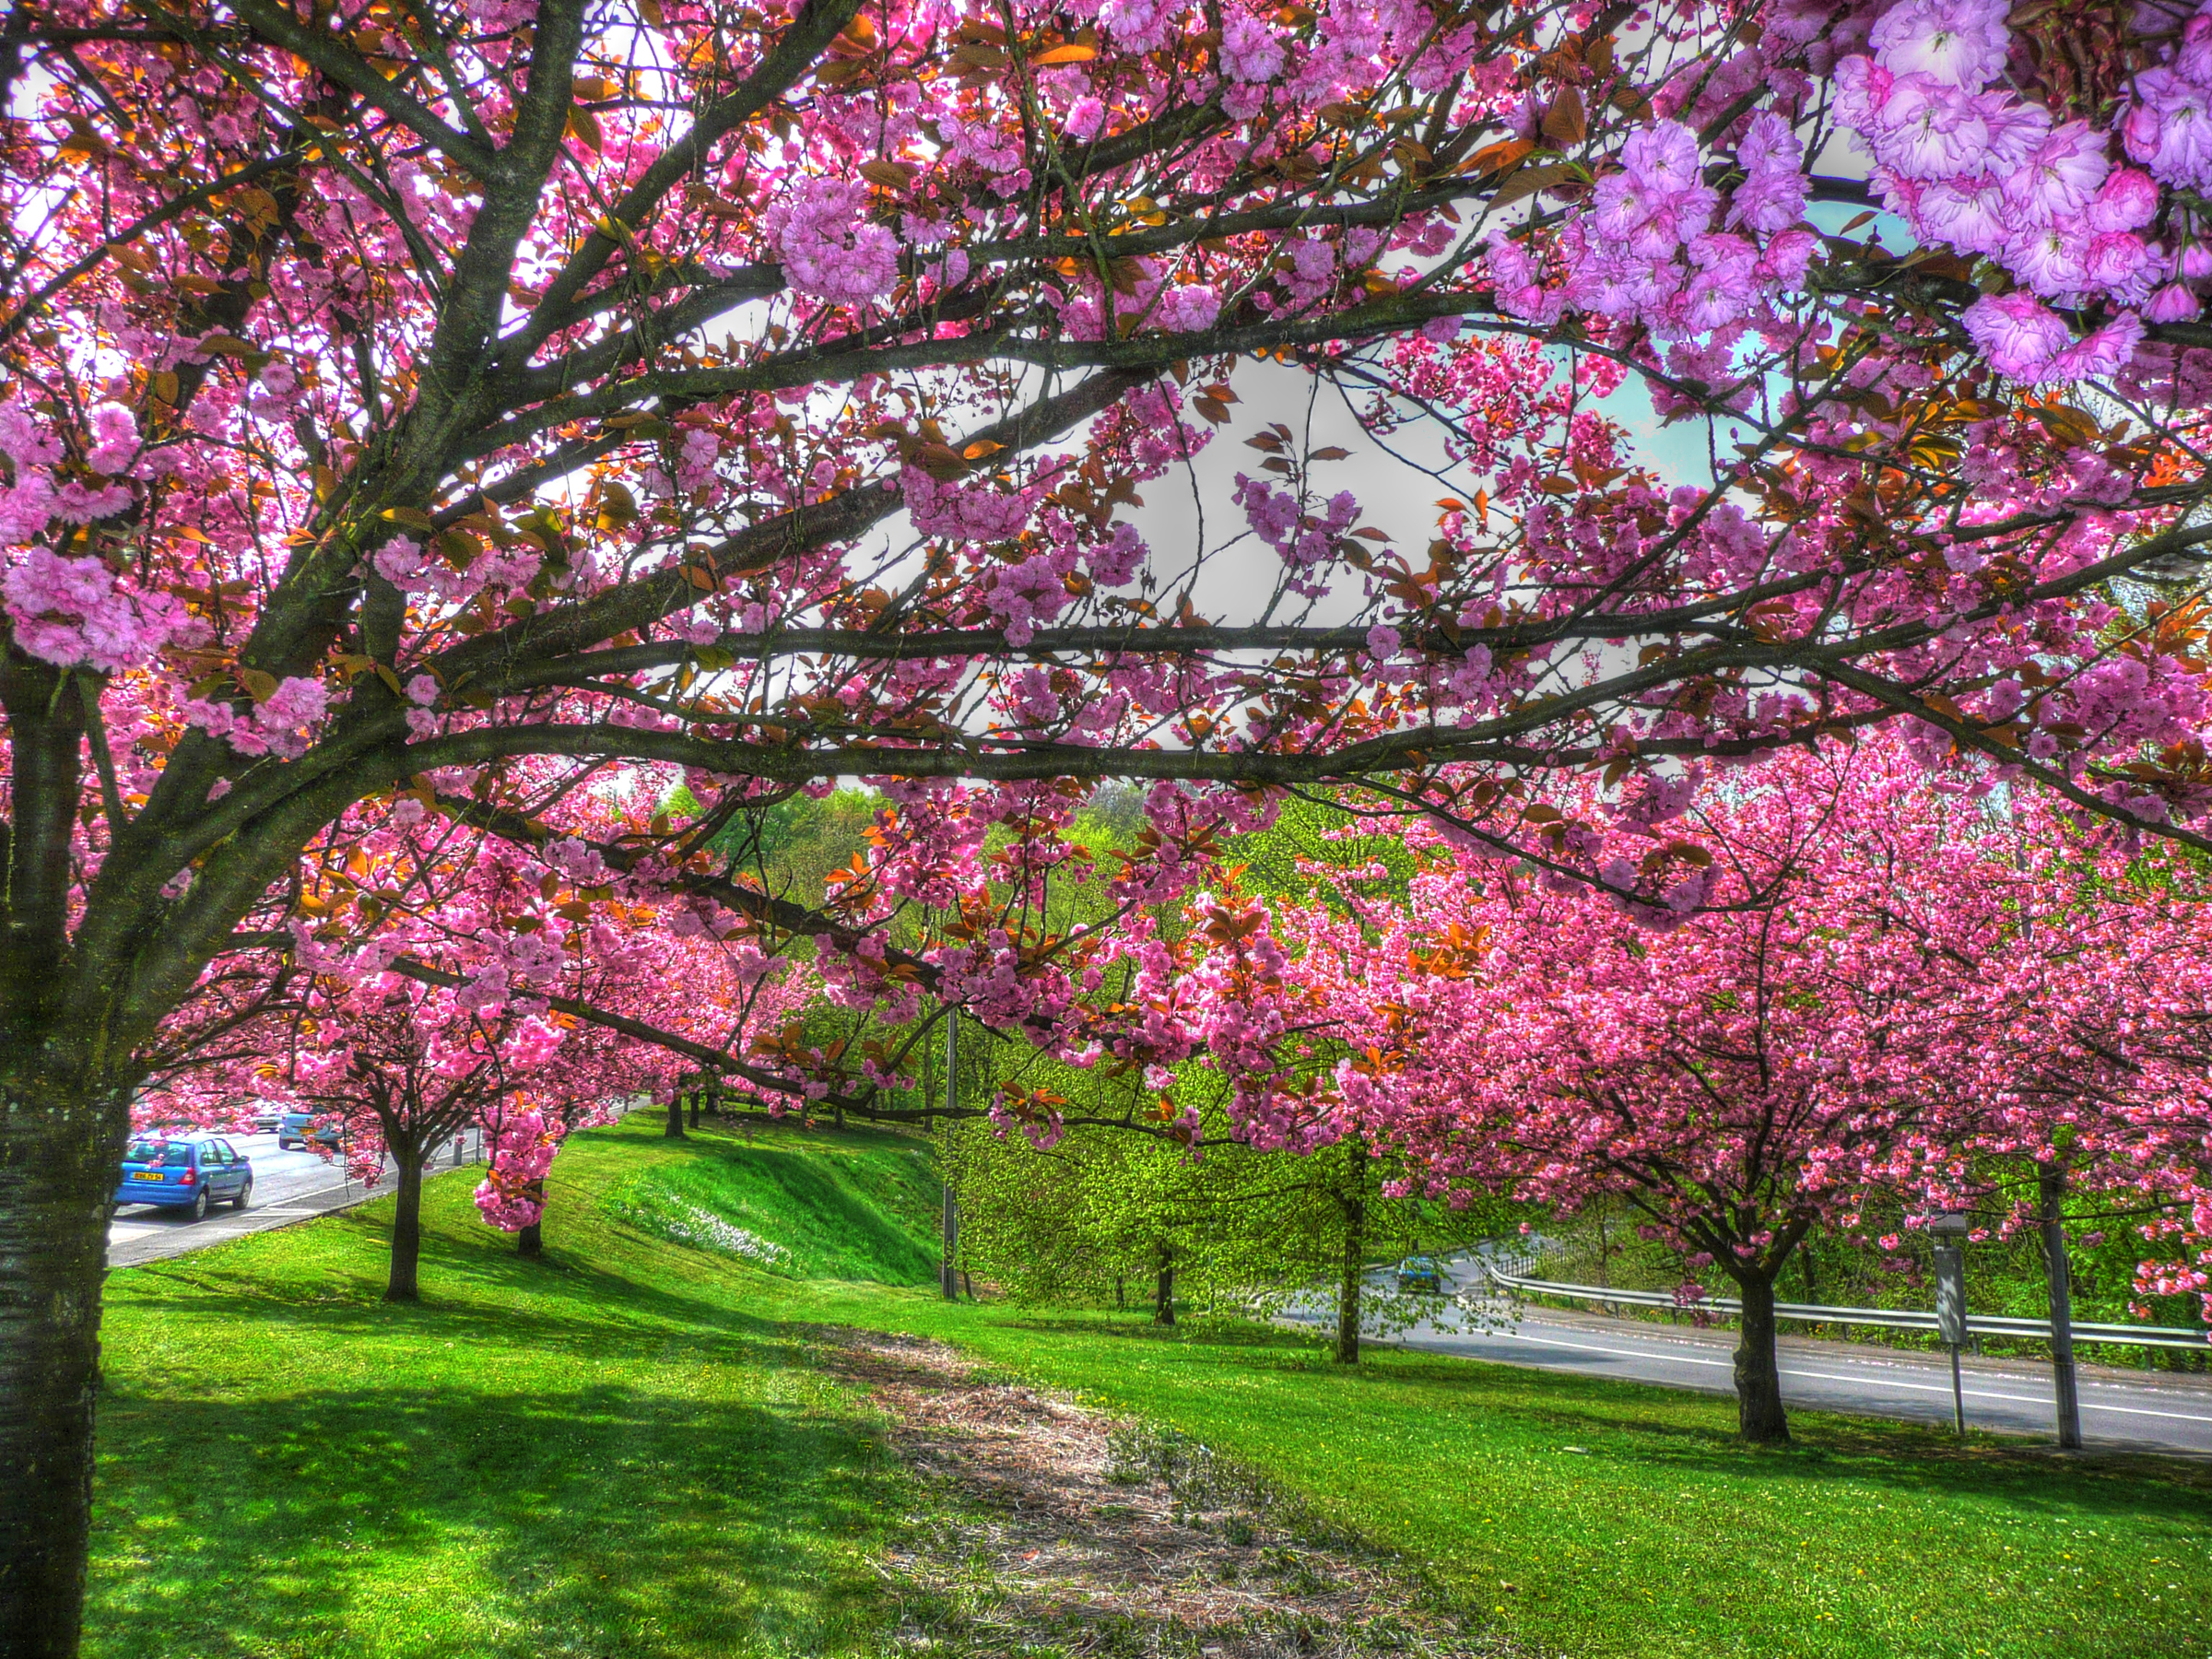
[108,1127,482,1269]
[1287,1258,2212,1455]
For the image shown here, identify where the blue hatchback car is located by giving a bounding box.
[1395,1255,1444,1294]
[276,1110,341,1152]
[114,1134,253,1222]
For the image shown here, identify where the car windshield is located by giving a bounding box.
[124,1139,194,1166]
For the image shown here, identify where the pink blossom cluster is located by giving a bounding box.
[3,547,186,675]
[182,675,329,759]
[767,178,900,305]
[1499,117,1815,341]
[370,534,544,608]
[1836,0,2164,380]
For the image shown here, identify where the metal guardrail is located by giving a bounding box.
[1481,1266,2212,1351]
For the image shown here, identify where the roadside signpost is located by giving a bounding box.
[1931,1213,1971,1437]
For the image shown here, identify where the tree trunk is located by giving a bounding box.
[665,1090,687,1138]
[386,1149,427,1302]
[1115,1276,1126,1312]
[2039,1163,2084,1450]
[1335,1187,1366,1365]
[0,1064,127,1659]
[517,1219,543,1260]
[940,1183,959,1301]
[1733,1272,1790,1442]
[688,1092,700,1130]
[1155,1258,1176,1325]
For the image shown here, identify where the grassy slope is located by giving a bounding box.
[90,1117,2212,1659]
[88,1120,933,1659]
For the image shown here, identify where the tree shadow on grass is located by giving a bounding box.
[111,1190,829,1359]
[88,1379,902,1659]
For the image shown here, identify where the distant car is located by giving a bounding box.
[250,1100,287,1134]
[276,1111,341,1152]
[114,1135,252,1222]
[1396,1255,1444,1294]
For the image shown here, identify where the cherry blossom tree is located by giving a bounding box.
[19,0,2212,1642]
[286,977,571,1299]
[1255,741,2212,1441]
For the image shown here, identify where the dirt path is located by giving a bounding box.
[824,1329,1521,1658]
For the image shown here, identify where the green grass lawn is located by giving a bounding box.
[88,1116,2212,1659]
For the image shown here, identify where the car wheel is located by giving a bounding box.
[185,1187,209,1223]
[232,1178,252,1212]
[277,1137,292,1150]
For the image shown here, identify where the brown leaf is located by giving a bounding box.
[859,159,917,190]
[1489,164,1570,211]
[1540,88,1586,147]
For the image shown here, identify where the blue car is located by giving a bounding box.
[1396,1255,1444,1294]
[277,1110,341,1152]
[114,1134,253,1222]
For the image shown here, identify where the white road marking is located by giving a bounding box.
[1458,1326,2212,1427]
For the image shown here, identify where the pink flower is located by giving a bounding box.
[406,674,440,706]
[1877,75,1994,180]
[1868,0,2011,90]
[1915,179,2008,254]
[769,179,900,305]
[1063,97,1105,141]
[1729,112,1806,234]
[0,401,62,470]
[50,481,131,524]
[1831,55,1895,135]
[1588,122,1717,261]
[85,403,140,475]
[2048,312,2147,382]
[373,535,428,585]
[1960,291,2073,381]
[2084,232,2157,301]
[2146,282,2203,323]
[1620,120,1703,194]
[1219,12,1285,83]
[1367,623,1402,660]
[1154,284,1221,333]
[2087,169,2160,234]
[2,547,183,672]
[2005,123,2110,219]
[255,677,327,738]
[2006,220,2089,297]
[2127,67,2212,190]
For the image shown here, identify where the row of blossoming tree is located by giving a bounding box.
[1203,736,2212,1442]
[15,0,2212,1643]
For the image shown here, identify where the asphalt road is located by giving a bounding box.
[108,1127,483,1269]
[1288,1260,2212,1456]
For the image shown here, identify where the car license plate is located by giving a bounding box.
[130,1171,162,1181]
